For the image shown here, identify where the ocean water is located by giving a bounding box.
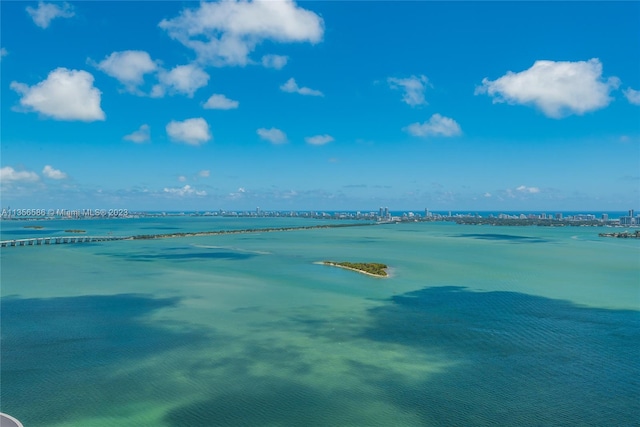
[1,218,639,426]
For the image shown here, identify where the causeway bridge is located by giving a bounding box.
[0,222,381,249]
[0,235,129,248]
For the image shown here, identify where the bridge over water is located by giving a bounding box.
[0,235,130,247]
[0,222,380,249]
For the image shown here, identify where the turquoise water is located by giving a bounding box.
[1,219,639,426]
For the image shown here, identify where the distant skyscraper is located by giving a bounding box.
[620,216,634,225]
[602,213,608,221]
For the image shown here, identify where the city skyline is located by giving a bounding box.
[1,1,639,211]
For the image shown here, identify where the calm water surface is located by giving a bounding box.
[1,218,639,426]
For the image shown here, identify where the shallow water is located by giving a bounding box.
[1,219,638,426]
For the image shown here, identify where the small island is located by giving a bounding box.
[322,261,389,277]
[599,230,640,239]
[24,225,44,229]
[64,229,86,233]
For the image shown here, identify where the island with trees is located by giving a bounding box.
[321,261,389,277]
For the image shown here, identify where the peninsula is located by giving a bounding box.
[322,261,389,277]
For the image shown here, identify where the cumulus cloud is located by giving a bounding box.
[10,68,105,121]
[166,118,211,145]
[388,75,430,106]
[404,114,462,137]
[159,0,323,66]
[94,50,157,92]
[178,175,187,182]
[475,58,620,118]
[26,1,74,29]
[42,165,67,180]
[163,185,207,196]
[152,64,210,98]
[305,134,334,145]
[516,185,540,194]
[0,166,40,183]
[257,127,287,144]
[124,124,151,143]
[262,54,288,69]
[198,170,210,178]
[203,93,239,109]
[624,88,640,105]
[0,48,7,60]
[280,78,323,96]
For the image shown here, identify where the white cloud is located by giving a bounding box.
[280,78,323,96]
[262,54,288,69]
[475,58,620,118]
[159,0,323,66]
[198,170,210,178]
[94,51,157,92]
[404,114,462,137]
[0,166,40,183]
[0,48,7,60]
[305,134,334,145]
[257,127,287,144]
[623,88,640,105]
[42,165,67,180]
[516,185,540,194]
[388,75,430,106]
[229,187,247,200]
[124,124,151,143]
[484,192,492,198]
[163,185,207,196]
[153,64,210,98]
[166,118,211,146]
[203,93,239,110]
[10,68,105,121]
[178,175,187,182]
[26,1,74,29]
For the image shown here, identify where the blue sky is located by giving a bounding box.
[1,1,639,212]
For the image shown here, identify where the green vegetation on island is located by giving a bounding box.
[322,261,389,277]
[64,229,86,233]
[24,225,44,229]
[131,222,375,240]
